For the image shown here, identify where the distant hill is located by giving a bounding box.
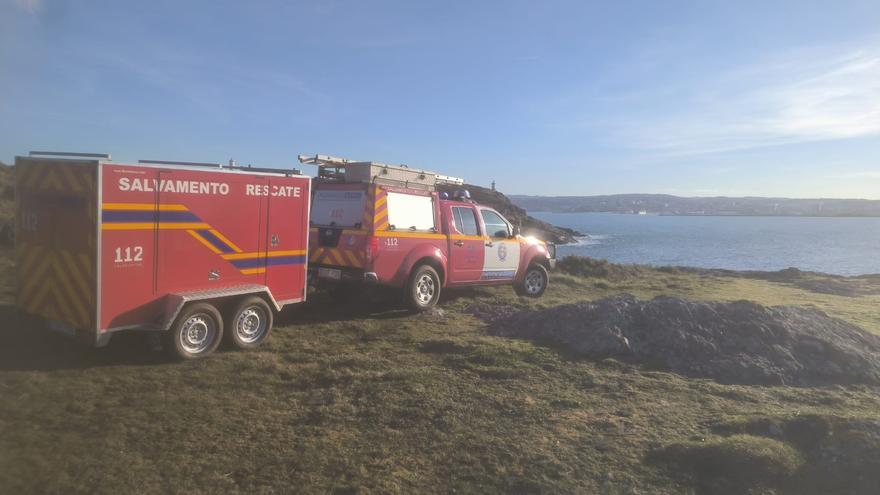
[0,161,13,246]
[509,193,880,217]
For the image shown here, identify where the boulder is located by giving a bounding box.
[489,295,880,386]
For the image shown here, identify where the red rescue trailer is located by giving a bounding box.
[15,152,311,359]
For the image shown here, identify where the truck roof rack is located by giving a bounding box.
[298,153,464,190]
[29,151,111,159]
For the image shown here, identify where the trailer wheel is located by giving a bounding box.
[225,296,273,350]
[405,264,441,312]
[515,263,549,298]
[164,303,223,360]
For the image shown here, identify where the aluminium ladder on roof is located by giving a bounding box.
[298,153,464,191]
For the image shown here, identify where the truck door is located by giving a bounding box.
[479,208,520,281]
[446,205,483,283]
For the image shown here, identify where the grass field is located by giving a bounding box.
[2,248,879,494]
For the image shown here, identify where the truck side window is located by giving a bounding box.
[452,206,479,236]
[480,209,510,239]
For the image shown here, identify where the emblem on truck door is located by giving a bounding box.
[497,243,508,261]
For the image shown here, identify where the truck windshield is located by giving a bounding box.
[480,209,510,238]
[311,189,366,227]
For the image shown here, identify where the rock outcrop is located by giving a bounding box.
[487,295,880,386]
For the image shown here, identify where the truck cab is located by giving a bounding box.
[303,154,556,310]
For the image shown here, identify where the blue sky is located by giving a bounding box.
[2,0,879,198]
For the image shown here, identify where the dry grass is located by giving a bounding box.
[2,249,880,493]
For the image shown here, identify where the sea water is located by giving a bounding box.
[532,212,880,276]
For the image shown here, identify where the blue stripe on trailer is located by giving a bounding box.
[196,229,236,254]
[230,256,307,269]
[102,210,201,223]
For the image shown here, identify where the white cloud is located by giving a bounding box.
[601,45,880,155]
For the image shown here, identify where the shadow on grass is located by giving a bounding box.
[278,285,498,326]
[0,304,167,372]
[1,284,504,371]
[277,289,410,326]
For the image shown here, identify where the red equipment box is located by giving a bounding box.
[15,153,310,358]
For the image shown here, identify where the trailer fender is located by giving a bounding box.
[394,244,448,288]
[159,285,281,332]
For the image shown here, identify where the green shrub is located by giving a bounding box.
[556,255,646,279]
[652,434,803,494]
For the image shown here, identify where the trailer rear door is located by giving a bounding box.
[15,157,98,331]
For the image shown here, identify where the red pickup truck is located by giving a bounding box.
[302,155,556,310]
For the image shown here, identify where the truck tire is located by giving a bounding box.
[164,302,224,360]
[225,296,273,350]
[405,264,441,312]
[515,263,549,298]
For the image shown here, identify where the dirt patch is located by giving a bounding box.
[490,295,880,386]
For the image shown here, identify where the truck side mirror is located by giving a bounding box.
[511,225,520,238]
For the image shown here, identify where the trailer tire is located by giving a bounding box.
[164,303,224,360]
[225,296,273,350]
[405,264,441,312]
[515,263,549,298]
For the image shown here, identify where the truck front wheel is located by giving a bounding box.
[405,264,441,312]
[164,302,224,360]
[225,296,273,350]
[515,263,549,298]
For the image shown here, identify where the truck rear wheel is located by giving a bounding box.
[515,263,549,298]
[225,296,273,350]
[405,264,441,312]
[164,302,224,360]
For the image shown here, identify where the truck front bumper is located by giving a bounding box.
[547,243,557,269]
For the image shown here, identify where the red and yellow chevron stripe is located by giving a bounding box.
[362,186,375,230]
[16,160,97,195]
[16,242,96,330]
[16,160,98,329]
[373,187,389,231]
[309,247,364,268]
